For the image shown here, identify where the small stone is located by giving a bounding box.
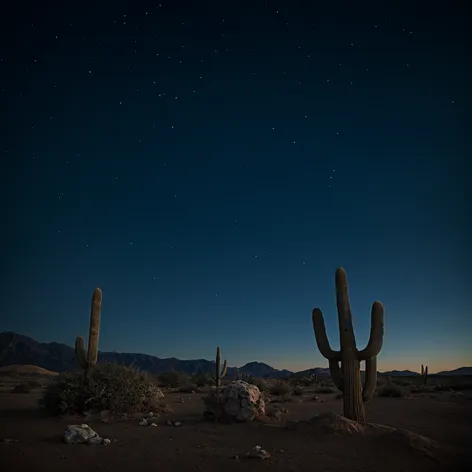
[150,423,158,427]
[166,420,173,426]
[102,438,111,446]
[247,445,271,460]
[174,421,182,427]
[148,412,154,417]
[1,438,18,444]
[139,419,148,426]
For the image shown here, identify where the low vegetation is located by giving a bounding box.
[39,363,164,415]
[377,383,404,398]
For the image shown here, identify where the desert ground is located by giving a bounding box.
[0,369,471,472]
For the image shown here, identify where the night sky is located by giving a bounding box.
[2,1,469,373]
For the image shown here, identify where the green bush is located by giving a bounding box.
[270,381,292,396]
[251,378,268,392]
[191,372,211,387]
[158,371,190,388]
[39,363,164,416]
[377,383,404,398]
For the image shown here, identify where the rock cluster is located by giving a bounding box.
[203,380,265,422]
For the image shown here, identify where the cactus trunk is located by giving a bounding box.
[311,268,384,422]
[210,346,227,387]
[75,288,102,378]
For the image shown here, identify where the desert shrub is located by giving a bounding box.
[314,386,336,394]
[435,381,472,391]
[179,383,198,393]
[251,378,268,392]
[158,371,189,388]
[270,381,292,396]
[279,393,293,403]
[191,372,211,387]
[393,379,413,387]
[39,363,164,416]
[377,383,404,398]
[301,376,316,386]
[293,386,304,396]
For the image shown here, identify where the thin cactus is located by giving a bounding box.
[312,267,384,422]
[75,288,102,377]
[421,364,428,385]
[210,346,227,387]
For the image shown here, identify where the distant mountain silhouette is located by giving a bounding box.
[238,361,292,379]
[380,370,420,377]
[436,366,472,376]
[291,367,331,377]
[0,332,469,378]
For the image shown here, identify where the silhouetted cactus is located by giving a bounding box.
[210,346,227,387]
[421,364,428,385]
[75,288,102,377]
[312,268,384,422]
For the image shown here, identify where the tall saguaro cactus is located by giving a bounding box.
[312,268,384,422]
[421,364,428,385]
[75,288,102,377]
[210,346,227,387]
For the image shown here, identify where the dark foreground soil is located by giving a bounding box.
[1,380,471,472]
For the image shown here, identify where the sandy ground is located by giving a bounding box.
[0,376,471,472]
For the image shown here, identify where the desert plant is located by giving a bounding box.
[377,383,404,397]
[312,267,384,422]
[237,371,254,383]
[75,288,102,378]
[252,378,268,392]
[421,364,428,385]
[179,383,198,393]
[209,346,227,387]
[39,363,164,415]
[293,386,304,395]
[192,372,211,387]
[158,371,189,388]
[270,381,292,396]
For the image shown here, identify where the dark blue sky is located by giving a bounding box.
[2,1,469,373]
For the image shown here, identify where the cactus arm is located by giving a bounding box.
[358,301,384,361]
[86,288,102,366]
[312,309,341,360]
[221,359,227,377]
[362,356,377,403]
[75,336,87,369]
[329,359,344,391]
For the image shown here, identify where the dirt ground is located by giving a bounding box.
[1,375,471,472]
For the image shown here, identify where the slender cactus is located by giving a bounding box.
[312,268,384,422]
[421,364,428,385]
[210,346,227,387]
[75,288,102,377]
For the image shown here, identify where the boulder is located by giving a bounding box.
[63,424,110,445]
[203,380,265,422]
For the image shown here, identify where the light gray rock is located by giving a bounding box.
[63,424,110,446]
[203,380,265,422]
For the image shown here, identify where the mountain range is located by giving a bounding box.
[0,332,470,378]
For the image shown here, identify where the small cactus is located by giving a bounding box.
[75,288,102,377]
[421,364,428,385]
[312,268,384,422]
[210,346,227,387]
